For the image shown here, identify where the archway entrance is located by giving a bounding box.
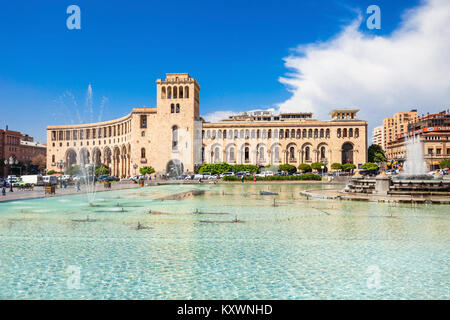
[342,143,354,164]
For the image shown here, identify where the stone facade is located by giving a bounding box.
[46,73,368,177]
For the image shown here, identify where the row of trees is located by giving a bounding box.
[198,163,260,175]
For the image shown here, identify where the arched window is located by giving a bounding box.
[285,129,289,138]
[141,148,146,158]
[167,86,172,99]
[172,126,178,150]
[320,146,326,160]
[251,130,255,139]
[343,128,347,137]
[355,128,359,138]
[289,147,295,160]
[303,129,307,138]
[171,103,175,113]
[173,86,177,99]
[259,147,265,161]
[268,129,272,139]
[274,147,279,162]
[212,130,216,139]
[179,86,183,99]
[176,104,180,113]
[279,129,284,139]
[245,129,250,139]
[218,130,222,139]
[234,130,238,139]
[184,86,189,99]
[240,130,244,139]
[314,129,318,138]
[161,86,166,99]
[214,147,220,163]
[291,129,295,138]
[308,129,312,138]
[229,147,235,162]
[326,129,330,138]
[297,129,301,139]
[320,129,324,138]
[223,130,227,139]
[244,147,250,162]
[52,155,55,163]
[305,146,311,161]
[262,129,267,139]
[257,129,260,139]
[349,128,353,137]
[337,128,341,138]
[141,131,145,137]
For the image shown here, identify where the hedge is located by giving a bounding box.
[198,163,259,175]
[222,174,322,181]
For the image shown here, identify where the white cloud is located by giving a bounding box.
[202,110,237,122]
[277,0,450,128]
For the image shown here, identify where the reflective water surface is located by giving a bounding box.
[0,184,448,299]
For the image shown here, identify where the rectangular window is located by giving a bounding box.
[140,115,147,128]
[428,148,433,155]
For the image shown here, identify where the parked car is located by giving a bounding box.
[21,175,44,186]
[42,176,58,185]
[257,171,274,177]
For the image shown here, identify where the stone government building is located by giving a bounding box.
[46,73,368,177]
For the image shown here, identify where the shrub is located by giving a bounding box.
[361,162,379,170]
[198,163,232,175]
[222,174,321,181]
[65,165,82,176]
[342,163,356,171]
[278,164,297,174]
[298,163,312,172]
[139,166,155,175]
[46,170,57,175]
[331,163,342,171]
[311,162,325,171]
[232,164,259,173]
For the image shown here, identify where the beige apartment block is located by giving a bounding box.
[46,73,368,177]
[383,110,418,152]
[372,125,384,148]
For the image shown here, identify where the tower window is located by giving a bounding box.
[176,104,180,113]
[171,104,175,113]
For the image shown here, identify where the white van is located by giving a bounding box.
[21,175,44,186]
[42,176,58,185]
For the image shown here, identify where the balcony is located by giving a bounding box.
[140,158,147,164]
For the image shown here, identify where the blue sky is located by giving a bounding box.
[0,0,431,143]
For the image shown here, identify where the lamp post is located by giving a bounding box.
[133,164,138,177]
[4,156,19,192]
[56,160,65,188]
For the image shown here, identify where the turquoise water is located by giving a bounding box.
[0,183,448,299]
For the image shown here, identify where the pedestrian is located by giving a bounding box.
[2,181,6,196]
[241,176,244,183]
[76,180,81,192]
[9,179,13,192]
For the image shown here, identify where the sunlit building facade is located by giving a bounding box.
[46,73,368,177]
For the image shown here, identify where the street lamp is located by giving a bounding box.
[4,156,19,192]
[133,164,138,176]
[56,160,66,188]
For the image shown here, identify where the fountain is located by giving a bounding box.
[344,134,450,200]
[397,135,431,180]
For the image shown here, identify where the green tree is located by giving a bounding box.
[439,159,450,169]
[373,152,386,163]
[368,144,386,163]
[298,163,312,172]
[232,164,259,173]
[65,165,82,176]
[95,164,110,176]
[198,163,232,175]
[311,162,325,171]
[46,170,57,175]
[278,164,297,174]
[331,163,342,171]
[139,166,155,175]
[361,162,379,170]
[342,163,356,172]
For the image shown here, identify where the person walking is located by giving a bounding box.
[76,180,81,192]
[2,181,6,196]
[241,175,244,183]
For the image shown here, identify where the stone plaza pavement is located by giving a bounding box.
[0,181,141,203]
